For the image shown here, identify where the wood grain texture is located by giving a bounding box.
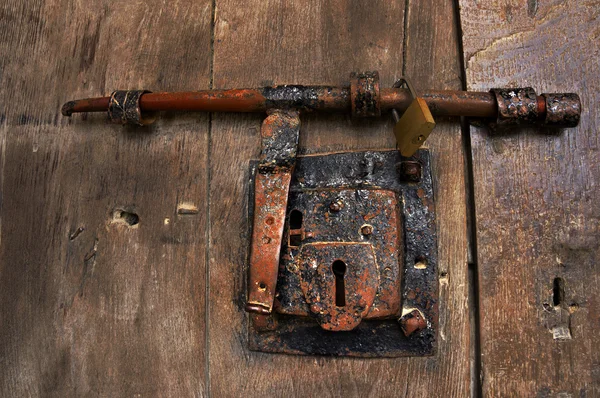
[458,0,600,396]
[209,0,470,396]
[0,1,211,396]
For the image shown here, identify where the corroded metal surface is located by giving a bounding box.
[490,87,539,124]
[350,71,381,118]
[398,160,422,182]
[61,71,582,128]
[246,110,300,315]
[61,87,501,118]
[542,92,581,127]
[262,86,349,111]
[276,189,402,327]
[298,243,379,331]
[248,149,438,357]
[258,109,301,170]
[108,90,155,125]
[246,172,293,315]
[399,309,427,337]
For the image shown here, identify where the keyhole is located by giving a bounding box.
[553,277,565,307]
[332,260,347,307]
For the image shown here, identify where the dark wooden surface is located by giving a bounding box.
[0,1,211,396]
[0,0,596,397]
[209,1,469,396]
[459,0,600,396]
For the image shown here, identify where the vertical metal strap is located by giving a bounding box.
[246,109,300,314]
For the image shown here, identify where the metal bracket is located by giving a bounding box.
[246,110,301,315]
[247,149,438,357]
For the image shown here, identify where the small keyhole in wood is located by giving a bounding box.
[332,260,347,307]
[553,277,565,307]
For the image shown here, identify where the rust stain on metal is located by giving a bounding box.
[542,93,581,127]
[250,313,278,332]
[248,150,439,357]
[398,160,422,183]
[490,87,539,125]
[328,198,345,212]
[399,309,427,337]
[360,224,373,236]
[246,109,300,315]
[246,166,292,314]
[298,243,380,331]
[350,71,381,118]
[276,189,402,326]
[61,71,582,128]
[108,90,156,126]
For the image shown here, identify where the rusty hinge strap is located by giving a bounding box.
[246,109,300,314]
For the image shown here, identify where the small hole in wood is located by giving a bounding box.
[112,209,139,226]
[553,277,565,307]
[258,283,267,291]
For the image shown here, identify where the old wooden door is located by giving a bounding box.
[0,0,597,396]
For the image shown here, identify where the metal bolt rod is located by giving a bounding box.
[62,87,501,118]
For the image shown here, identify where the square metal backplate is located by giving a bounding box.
[247,149,438,357]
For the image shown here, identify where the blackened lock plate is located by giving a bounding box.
[247,149,438,357]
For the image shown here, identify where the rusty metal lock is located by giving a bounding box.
[246,107,439,357]
[280,189,402,332]
[392,78,436,157]
[59,71,581,357]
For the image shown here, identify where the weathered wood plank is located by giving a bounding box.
[458,1,600,396]
[403,0,472,395]
[209,0,470,396]
[0,1,211,395]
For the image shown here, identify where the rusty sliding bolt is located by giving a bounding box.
[246,109,300,315]
[61,72,581,128]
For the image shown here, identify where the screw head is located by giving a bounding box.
[361,224,374,236]
[329,199,345,212]
[399,309,427,337]
[398,161,422,182]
